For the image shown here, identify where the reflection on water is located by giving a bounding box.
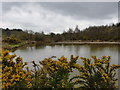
[13,45,119,65]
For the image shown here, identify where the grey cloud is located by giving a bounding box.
[2,2,118,20]
[38,2,117,20]
[1,2,118,33]
[1,0,120,2]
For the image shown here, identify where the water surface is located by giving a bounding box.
[13,44,120,81]
[13,44,119,65]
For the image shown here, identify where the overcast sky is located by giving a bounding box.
[1,2,118,33]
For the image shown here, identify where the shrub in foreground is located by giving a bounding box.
[1,50,120,89]
[70,56,120,89]
[38,55,79,89]
[1,50,32,89]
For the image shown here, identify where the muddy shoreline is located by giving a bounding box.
[54,42,120,45]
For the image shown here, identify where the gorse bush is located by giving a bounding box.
[30,60,48,88]
[3,36,21,44]
[39,55,79,88]
[1,50,32,89]
[1,50,120,89]
[70,56,120,89]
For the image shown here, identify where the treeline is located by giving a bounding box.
[2,23,120,43]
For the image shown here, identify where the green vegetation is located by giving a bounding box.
[2,41,27,51]
[70,56,119,89]
[1,23,120,50]
[2,35,28,51]
[1,50,120,89]
[1,22,120,89]
[3,36,21,44]
[2,23,120,42]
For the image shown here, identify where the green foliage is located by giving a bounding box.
[2,23,120,43]
[4,36,21,44]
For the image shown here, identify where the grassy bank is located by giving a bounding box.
[2,41,53,51]
[2,42,29,51]
[2,41,120,52]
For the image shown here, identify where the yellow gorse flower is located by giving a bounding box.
[70,56,120,89]
[2,50,32,89]
[1,50,120,89]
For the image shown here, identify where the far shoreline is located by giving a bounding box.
[54,42,120,45]
[3,41,120,52]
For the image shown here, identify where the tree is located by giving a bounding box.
[74,25,80,33]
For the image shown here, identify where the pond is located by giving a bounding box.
[12,44,120,85]
[13,44,119,65]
